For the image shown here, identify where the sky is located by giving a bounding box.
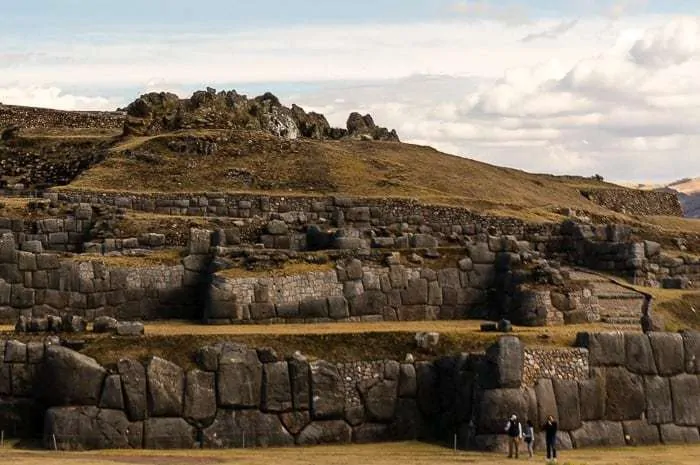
[2,1,700,183]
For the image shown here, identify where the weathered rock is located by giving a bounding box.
[116,321,145,336]
[553,379,581,431]
[184,369,216,426]
[93,316,119,334]
[118,359,147,421]
[414,332,440,350]
[415,361,439,416]
[280,411,311,435]
[644,375,673,424]
[202,409,294,448]
[63,315,87,333]
[535,378,559,424]
[197,344,222,372]
[605,367,645,421]
[41,346,106,406]
[189,228,212,255]
[217,346,262,408]
[297,420,352,445]
[648,332,685,376]
[476,388,529,434]
[144,417,196,449]
[625,333,657,375]
[398,363,417,397]
[44,406,142,450]
[262,361,293,412]
[579,369,606,421]
[485,336,523,388]
[353,423,390,443]
[99,375,125,410]
[146,356,184,417]
[361,379,398,422]
[681,330,700,374]
[310,360,344,419]
[622,420,661,446]
[289,352,310,410]
[570,421,626,448]
[389,398,422,440]
[660,424,700,444]
[4,340,27,363]
[670,374,700,426]
[575,332,625,366]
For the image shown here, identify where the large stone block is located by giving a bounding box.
[578,369,606,421]
[144,417,196,449]
[467,243,495,264]
[644,375,673,424]
[648,332,685,376]
[203,409,294,448]
[476,388,530,434]
[625,333,657,375]
[117,359,147,421]
[41,346,106,406]
[398,363,417,397]
[289,352,311,410]
[622,420,661,446]
[553,379,581,431]
[353,423,390,443]
[297,420,352,445]
[681,330,700,374]
[310,360,344,419]
[188,228,212,255]
[360,379,398,422]
[262,361,293,412]
[575,332,625,367]
[146,356,184,417]
[468,264,496,289]
[183,369,216,427]
[349,290,386,316]
[605,367,645,421]
[400,278,428,305]
[415,361,439,416]
[485,336,523,389]
[670,374,700,426]
[328,296,349,319]
[44,406,142,450]
[217,346,262,408]
[535,378,559,424]
[280,411,311,435]
[660,424,700,444]
[570,420,626,448]
[299,298,329,318]
[99,374,125,410]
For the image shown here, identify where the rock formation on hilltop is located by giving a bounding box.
[123,87,400,142]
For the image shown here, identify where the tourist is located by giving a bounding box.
[523,419,535,458]
[542,415,558,463]
[504,414,522,459]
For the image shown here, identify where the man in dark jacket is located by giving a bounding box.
[542,415,558,463]
[504,414,522,458]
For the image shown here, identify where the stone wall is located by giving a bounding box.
[451,332,700,451]
[0,104,124,130]
[582,188,683,217]
[522,348,589,386]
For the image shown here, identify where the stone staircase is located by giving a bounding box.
[567,269,647,326]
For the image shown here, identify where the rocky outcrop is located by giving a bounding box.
[122,87,399,142]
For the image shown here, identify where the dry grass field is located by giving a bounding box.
[3,442,700,465]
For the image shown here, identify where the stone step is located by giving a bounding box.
[601,317,641,326]
[595,292,645,300]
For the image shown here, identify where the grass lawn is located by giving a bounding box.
[3,441,700,465]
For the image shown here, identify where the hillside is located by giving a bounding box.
[614,177,700,218]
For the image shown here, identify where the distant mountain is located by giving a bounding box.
[615,178,700,218]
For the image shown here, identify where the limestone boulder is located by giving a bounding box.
[44,406,143,450]
[575,332,625,366]
[622,420,661,445]
[485,336,523,389]
[262,361,293,412]
[648,332,685,376]
[578,369,606,421]
[184,369,216,427]
[41,346,106,406]
[415,361,439,416]
[117,359,147,421]
[280,411,311,435]
[553,379,581,431]
[297,420,352,445]
[146,356,184,417]
[99,375,125,410]
[353,423,390,443]
[624,333,657,375]
[310,360,344,419]
[605,367,645,421]
[203,409,294,448]
[144,417,196,449]
[93,316,119,334]
[660,424,700,444]
[398,363,417,397]
[360,379,398,422]
[289,352,311,411]
[680,330,700,374]
[388,398,422,440]
[535,378,559,424]
[644,375,673,424]
[570,420,626,448]
[476,388,529,434]
[217,346,262,408]
[670,374,700,426]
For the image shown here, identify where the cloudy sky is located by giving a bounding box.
[2,1,700,183]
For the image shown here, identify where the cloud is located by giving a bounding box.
[628,17,700,68]
[520,19,580,42]
[449,1,530,25]
[0,86,119,110]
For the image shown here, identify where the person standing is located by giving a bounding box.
[542,415,558,463]
[504,414,522,459]
[523,419,535,458]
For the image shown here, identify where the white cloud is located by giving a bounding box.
[520,19,579,42]
[629,17,700,67]
[0,86,119,111]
